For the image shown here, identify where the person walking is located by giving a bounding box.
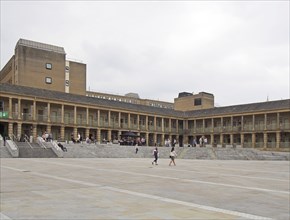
[152,147,159,165]
[169,147,177,166]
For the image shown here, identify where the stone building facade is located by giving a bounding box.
[0,39,289,149]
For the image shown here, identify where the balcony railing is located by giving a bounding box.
[280,122,290,130]
[280,141,290,148]
[120,123,129,129]
[111,122,120,129]
[267,123,277,130]
[254,124,264,131]
[243,125,253,131]
[267,142,276,148]
[12,112,18,119]
[223,126,232,132]
[148,125,154,131]
[50,115,62,123]
[204,127,212,133]
[139,124,146,130]
[64,117,74,125]
[131,124,138,130]
[22,113,32,121]
[243,142,252,148]
[77,119,87,126]
[195,127,203,133]
[213,127,222,132]
[99,120,109,127]
[171,127,177,133]
[37,114,48,122]
[255,142,264,148]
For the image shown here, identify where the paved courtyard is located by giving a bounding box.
[0,158,289,220]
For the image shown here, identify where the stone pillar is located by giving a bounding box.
[264,114,267,130]
[252,115,255,131]
[108,130,111,142]
[86,108,89,126]
[46,125,51,134]
[276,131,280,149]
[161,134,165,146]
[33,100,36,121]
[9,97,12,119]
[241,116,244,131]
[184,135,188,146]
[47,103,50,123]
[32,124,37,142]
[210,134,214,145]
[73,127,78,140]
[263,132,268,149]
[8,122,13,138]
[118,112,121,128]
[128,113,131,130]
[211,118,214,132]
[194,119,196,133]
[61,104,64,124]
[176,119,179,134]
[85,128,90,140]
[18,99,21,120]
[146,132,149,146]
[154,116,156,131]
[169,118,172,133]
[145,116,148,131]
[220,134,223,146]
[98,110,101,127]
[97,129,101,144]
[162,118,164,133]
[252,133,256,148]
[137,114,140,130]
[74,106,77,125]
[153,133,157,146]
[17,122,22,141]
[241,133,244,147]
[230,134,233,145]
[60,126,65,141]
[277,113,280,129]
[202,119,205,133]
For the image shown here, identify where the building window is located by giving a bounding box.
[45,77,52,84]
[46,63,52,70]
[0,100,4,111]
[194,98,202,106]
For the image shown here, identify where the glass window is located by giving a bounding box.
[45,77,52,84]
[194,98,202,106]
[46,63,52,70]
[0,100,4,111]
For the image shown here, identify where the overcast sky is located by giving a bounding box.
[1,1,289,106]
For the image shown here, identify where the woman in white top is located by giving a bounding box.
[169,147,177,166]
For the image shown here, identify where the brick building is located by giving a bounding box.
[0,39,289,149]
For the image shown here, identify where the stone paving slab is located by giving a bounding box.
[0,158,289,220]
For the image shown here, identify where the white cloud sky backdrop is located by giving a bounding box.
[1,1,289,106]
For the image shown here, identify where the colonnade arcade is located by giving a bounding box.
[1,96,289,148]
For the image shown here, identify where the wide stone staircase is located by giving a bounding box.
[1,139,289,160]
[59,143,289,160]
[14,142,57,158]
[0,145,12,158]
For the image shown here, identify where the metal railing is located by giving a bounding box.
[24,134,33,149]
[37,137,47,149]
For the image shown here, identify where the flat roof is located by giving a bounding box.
[16,39,65,54]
